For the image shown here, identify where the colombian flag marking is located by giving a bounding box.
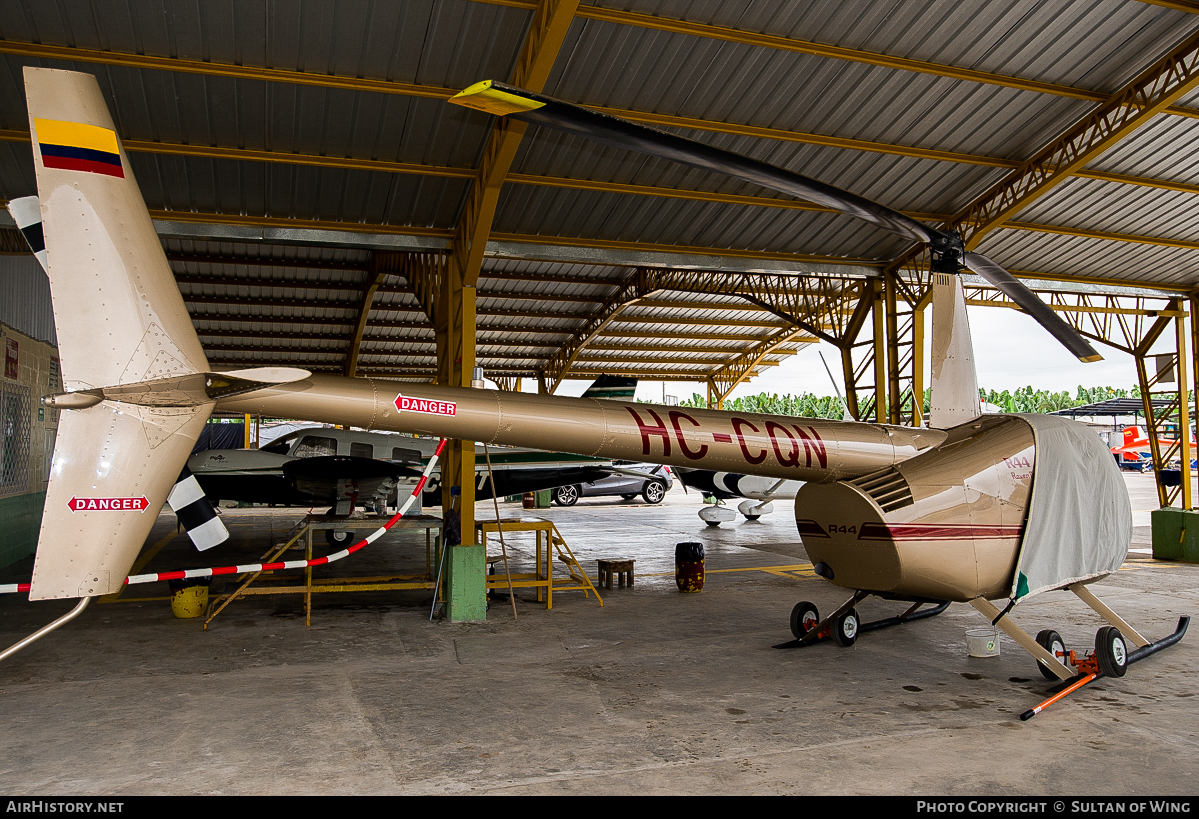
[34,118,124,178]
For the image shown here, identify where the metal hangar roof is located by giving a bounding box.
[0,0,1197,391]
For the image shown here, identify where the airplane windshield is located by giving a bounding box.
[260,430,305,455]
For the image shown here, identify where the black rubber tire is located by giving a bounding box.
[326,528,351,547]
[642,479,667,504]
[831,608,860,647]
[1034,629,1069,680]
[1095,626,1128,678]
[705,521,721,527]
[743,514,760,521]
[789,602,819,640]
[620,493,637,501]
[553,485,580,506]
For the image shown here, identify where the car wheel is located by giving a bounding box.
[642,479,667,504]
[554,485,580,506]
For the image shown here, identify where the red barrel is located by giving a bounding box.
[675,541,705,593]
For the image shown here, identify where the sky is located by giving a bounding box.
[546,301,1173,403]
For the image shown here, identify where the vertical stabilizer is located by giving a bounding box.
[929,272,981,429]
[24,68,214,599]
[25,68,208,391]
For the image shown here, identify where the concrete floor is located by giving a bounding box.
[1,472,1196,795]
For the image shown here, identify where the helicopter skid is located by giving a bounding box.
[772,594,950,649]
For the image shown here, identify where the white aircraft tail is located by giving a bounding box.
[17,68,306,599]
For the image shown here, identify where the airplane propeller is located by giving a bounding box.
[451,80,1102,364]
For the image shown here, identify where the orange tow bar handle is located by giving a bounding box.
[1020,673,1097,721]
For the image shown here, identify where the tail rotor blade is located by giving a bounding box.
[963,252,1102,363]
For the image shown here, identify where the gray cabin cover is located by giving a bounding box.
[1010,414,1131,601]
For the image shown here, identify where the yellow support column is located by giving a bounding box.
[435,267,484,621]
[871,282,888,424]
[911,302,926,428]
[1178,312,1192,510]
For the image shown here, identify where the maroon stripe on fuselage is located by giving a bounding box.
[858,523,1022,541]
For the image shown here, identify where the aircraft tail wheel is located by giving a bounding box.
[1095,626,1128,678]
[789,602,819,640]
[831,608,860,647]
[1034,629,1070,680]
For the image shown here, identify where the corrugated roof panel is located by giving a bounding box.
[0,256,56,345]
[1014,176,1199,244]
[976,228,1199,284]
[585,0,1194,93]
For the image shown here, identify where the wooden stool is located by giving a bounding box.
[597,559,635,589]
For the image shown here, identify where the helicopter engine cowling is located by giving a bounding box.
[795,415,1036,603]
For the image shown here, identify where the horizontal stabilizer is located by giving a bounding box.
[214,367,311,385]
[43,368,313,409]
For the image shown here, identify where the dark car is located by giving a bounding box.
[552,463,673,506]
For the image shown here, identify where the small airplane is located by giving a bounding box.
[3,69,1187,715]
[1108,425,1195,471]
[189,424,616,543]
[674,467,801,525]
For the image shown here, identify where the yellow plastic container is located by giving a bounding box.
[170,585,209,619]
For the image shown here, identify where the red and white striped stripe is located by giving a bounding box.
[1,438,447,595]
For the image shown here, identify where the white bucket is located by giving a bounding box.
[966,627,1001,657]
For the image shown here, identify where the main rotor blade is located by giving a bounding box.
[963,252,1102,362]
[451,80,1103,364]
[451,80,939,245]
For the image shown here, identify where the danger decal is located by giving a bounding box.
[394,394,457,417]
[68,496,149,512]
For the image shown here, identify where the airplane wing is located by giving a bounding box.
[476,466,615,500]
[283,456,413,507]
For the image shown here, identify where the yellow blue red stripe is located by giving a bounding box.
[33,118,124,178]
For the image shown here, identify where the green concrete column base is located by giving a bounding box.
[0,491,46,570]
[444,542,487,621]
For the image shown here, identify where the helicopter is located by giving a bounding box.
[2,69,1186,703]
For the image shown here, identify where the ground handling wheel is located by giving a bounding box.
[1095,626,1128,678]
[1035,629,1070,681]
[831,608,860,647]
[789,602,819,640]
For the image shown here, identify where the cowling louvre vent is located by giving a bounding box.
[849,467,913,512]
